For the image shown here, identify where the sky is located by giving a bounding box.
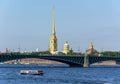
[0,0,120,52]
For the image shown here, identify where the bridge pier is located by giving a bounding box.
[83,54,89,68]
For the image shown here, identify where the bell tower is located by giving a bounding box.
[49,7,58,54]
[63,41,70,54]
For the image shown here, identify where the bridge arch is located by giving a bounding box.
[89,56,120,65]
[0,54,84,67]
[90,60,117,66]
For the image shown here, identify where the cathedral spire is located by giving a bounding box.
[52,6,55,34]
[90,42,93,49]
[49,6,58,54]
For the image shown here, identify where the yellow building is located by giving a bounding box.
[86,42,98,55]
[63,41,70,54]
[49,7,58,54]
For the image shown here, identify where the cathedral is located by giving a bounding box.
[49,7,70,54]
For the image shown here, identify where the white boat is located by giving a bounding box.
[20,70,43,75]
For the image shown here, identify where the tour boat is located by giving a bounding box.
[20,70,43,75]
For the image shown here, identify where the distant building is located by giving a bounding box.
[63,41,70,54]
[5,48,10,53]
[36,48,39,52]
[49,7,58,54]
[86,42,98,55]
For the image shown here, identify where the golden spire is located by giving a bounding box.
[52,6,55,34]
[49,6,58,54]
[90,42,93,49]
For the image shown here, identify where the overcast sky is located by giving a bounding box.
[0,0,120,52]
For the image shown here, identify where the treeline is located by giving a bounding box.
[9,50,82,56]
[100,51,120,56]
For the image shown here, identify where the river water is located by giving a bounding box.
[0,64,120,84]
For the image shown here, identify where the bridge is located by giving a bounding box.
[0,54,120,67]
